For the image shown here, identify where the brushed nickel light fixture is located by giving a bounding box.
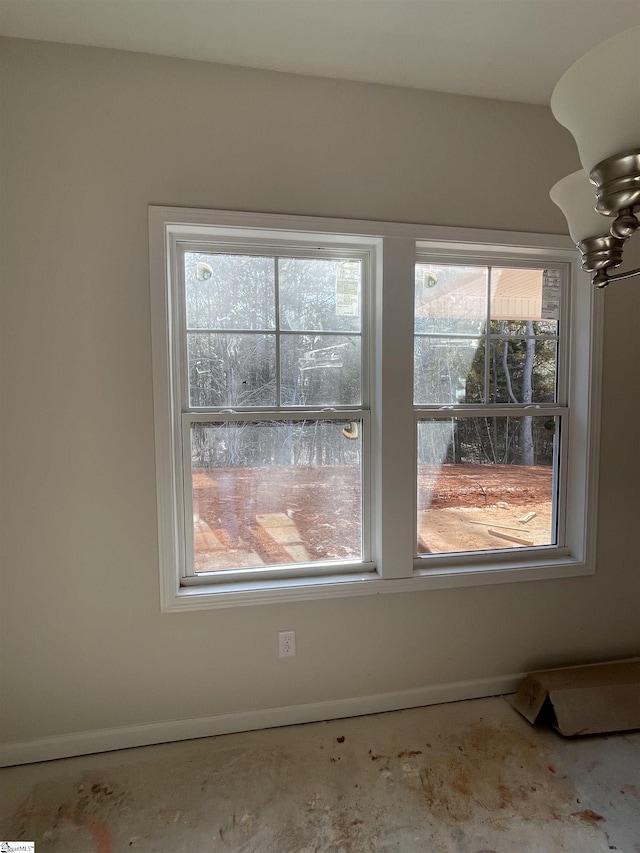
[550,25,640,288]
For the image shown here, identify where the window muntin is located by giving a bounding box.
[180,246,369,578]
[414,262,565,560]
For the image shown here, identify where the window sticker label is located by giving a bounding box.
[335,261,360,315]
[541,269,560,320]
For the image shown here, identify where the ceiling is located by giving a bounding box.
[1,0,638,105]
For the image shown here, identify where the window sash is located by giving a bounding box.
[413,408,568,564]
[413,258,567,406]
[171,240,374,581]
[176,243,372,413]
[181,410,372,582]
[412,257,569,565]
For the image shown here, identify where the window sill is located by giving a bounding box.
[162,555,594,611]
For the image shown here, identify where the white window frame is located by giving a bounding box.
[177,241,375,582]
[149,207,602,612]
[412,252,569,571]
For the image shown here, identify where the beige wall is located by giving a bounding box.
[1,38,638,746]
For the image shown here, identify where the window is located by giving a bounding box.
[149,208,601,610]
[183,248,371,577]
[414,262,564,559]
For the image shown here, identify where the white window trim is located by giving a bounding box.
[149,206,602,612]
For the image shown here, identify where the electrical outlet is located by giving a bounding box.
[278,630,296,657]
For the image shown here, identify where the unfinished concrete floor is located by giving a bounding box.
[1,696,639,852]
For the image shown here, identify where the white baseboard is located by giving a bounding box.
[0,672,523,767]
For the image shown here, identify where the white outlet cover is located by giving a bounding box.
[278,630,296,657]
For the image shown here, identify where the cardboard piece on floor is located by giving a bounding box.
[512,660,640,736]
